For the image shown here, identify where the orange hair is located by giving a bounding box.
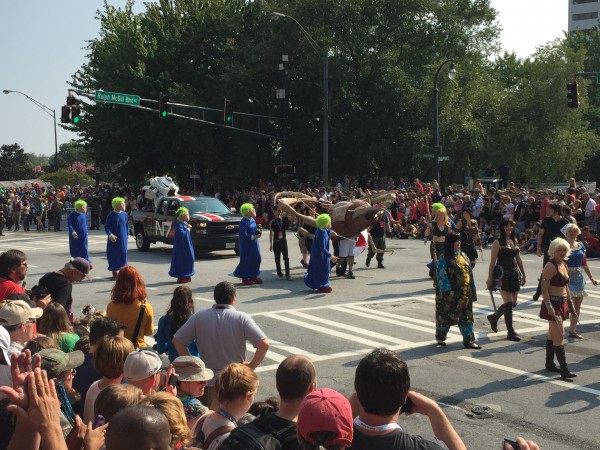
[110,266,148,305]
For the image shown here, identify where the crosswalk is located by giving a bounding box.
[245,292,600,378]
[0,232,114,251]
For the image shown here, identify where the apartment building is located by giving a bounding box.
[569,0,600,32]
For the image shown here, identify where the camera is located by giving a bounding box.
[400,396,413,413]
[30,285,50,300]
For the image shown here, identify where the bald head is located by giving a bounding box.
[105,406,172,450]
[276,355,316,402]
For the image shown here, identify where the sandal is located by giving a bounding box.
[569,332,584,340]
[436,340,447,346]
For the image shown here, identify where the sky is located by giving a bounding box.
[0,0,568,160]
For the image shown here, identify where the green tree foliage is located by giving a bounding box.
[67,0,600,186]
[0,144,33,180]
[41,169,94,188]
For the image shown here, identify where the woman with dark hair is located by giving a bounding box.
[168,207,195,283]
[157,285,199,361]
[434,233,481,349]
[455,209,481,267]
[485,217,526,342]
[106,265,154,348]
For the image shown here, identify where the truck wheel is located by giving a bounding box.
[136,230,150,251]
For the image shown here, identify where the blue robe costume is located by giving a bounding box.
[105,210,128,271]
[169,220,195,278]
[304,227,332,289]
[68,211,90,263]
[233,216,261,279]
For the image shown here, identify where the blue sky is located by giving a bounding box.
[0,0,567,160]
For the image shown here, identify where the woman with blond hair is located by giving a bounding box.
[106,265,154,348]
[563,223,598,339]
[141,391,192,449]
[105,196,128,278]
[169,206,195,283]
[424,204,451,263]
[193,363,259,449]
[37,302,80,352]
[539,237,577,380]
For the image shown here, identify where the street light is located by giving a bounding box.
[432,60,456,187]
[3,89,59,171]
[271,12,329,183]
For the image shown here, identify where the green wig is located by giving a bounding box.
[240,203,254,217]
[112,197,125,210]
[431,203,446,215]
[74,200,87,211]
[176,207,189,220]
[316,213,331,230]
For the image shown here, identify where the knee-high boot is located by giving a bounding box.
[504,303,521,341]
[554,345,576,380]
[487,303,505,333]
[545,340,560,372]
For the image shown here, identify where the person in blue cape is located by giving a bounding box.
[304,213,338,293]
[169,207,195,283]
[105,196,128,279]
[68,199,91,268]
[233,202,263,285]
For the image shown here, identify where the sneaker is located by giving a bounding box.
[252,277,263,285]
[346,272,355,279]
[318,286,333,293]
[286,275,292,281]
[277,274,284,279]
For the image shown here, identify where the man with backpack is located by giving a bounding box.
[220,355,317,450]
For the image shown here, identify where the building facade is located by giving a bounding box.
[569,0,600,33]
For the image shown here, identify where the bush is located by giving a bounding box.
[42,169,94,188]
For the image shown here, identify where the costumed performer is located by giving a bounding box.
[304,213,338,293]
[105,196,128,279]
[233,202,263,285]
[169,207,195,283]
[485,218,525,342]
[563,223,598,339]
[68,199,91,268]
[435,233,482,349]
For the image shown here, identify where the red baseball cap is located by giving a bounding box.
[297,388,353,447]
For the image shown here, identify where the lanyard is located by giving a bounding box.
[354,417,401,432]
[218,408,238,426]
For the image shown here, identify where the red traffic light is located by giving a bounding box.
[61,105,71,123]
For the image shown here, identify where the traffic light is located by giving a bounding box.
[71,106,81,123]
[66,95,77,106]
[567,81,579,109]
[224,99,234,125]
[159,93,169,118]
[61,105,71,123]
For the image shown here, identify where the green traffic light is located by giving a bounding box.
[161,110,168,117]
[72,116,80,123]
[226,115,232,122]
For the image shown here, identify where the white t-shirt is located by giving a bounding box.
[585,199,597,218]
[83,379,102,424]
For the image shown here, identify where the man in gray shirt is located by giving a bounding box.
[173,281,269,407]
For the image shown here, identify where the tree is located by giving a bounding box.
[0,144,32,180]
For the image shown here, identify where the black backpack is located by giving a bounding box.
[219,412,297,450]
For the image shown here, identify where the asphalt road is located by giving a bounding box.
[2,228,600,450]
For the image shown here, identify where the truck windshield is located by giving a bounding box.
[184,198,231,214]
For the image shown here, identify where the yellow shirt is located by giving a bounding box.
[106,299,154,348]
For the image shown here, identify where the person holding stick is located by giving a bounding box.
[539,237,577,380]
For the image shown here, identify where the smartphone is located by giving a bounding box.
[168,373,178,388]
[400,397,413,413]
[502,438,520,449]
[92,415,106,429]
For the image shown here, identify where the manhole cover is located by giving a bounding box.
[469,405,495,419]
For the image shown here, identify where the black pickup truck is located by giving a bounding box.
[128,196,242,254]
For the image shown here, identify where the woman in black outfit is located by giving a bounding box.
[486,218,526,342]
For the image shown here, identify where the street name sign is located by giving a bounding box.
[439,156,450,161]
[95,90,140,106]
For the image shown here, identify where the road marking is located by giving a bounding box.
[262,312,391,348]
[290,310,412,345]
[459,356,600,395]
[194,296,214,303]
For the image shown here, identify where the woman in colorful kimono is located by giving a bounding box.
[169,207,195,283]
[435,233,482,349]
